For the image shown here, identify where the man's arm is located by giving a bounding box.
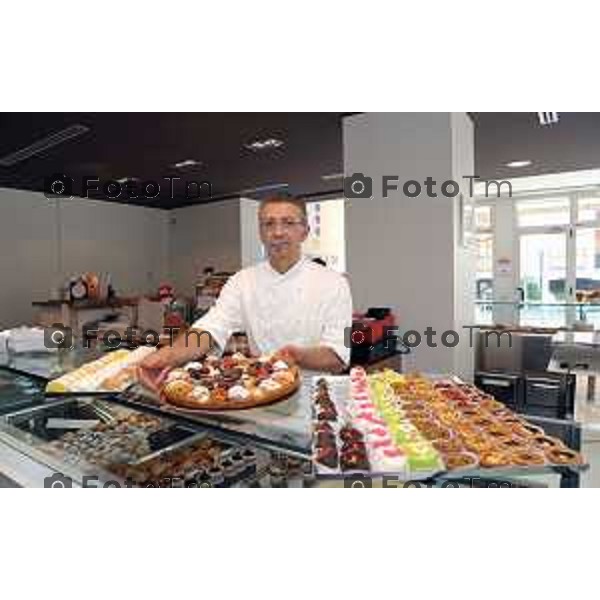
[138,274,244,390]
[140,327,214,370]
[277,344,346,373]
[277,274,353,373]
[136,327,215,392]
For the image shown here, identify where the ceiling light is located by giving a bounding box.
[117,177,139,183]
[238,183,289,195]
[0,124,90,167]
[321,172,344,181]
[538,112,559,126]
[244,138,284,151]
[505,160,532,168]
[173,159,202,168]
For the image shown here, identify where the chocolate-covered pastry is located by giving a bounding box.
[199,378,215,390]
[316,431,336,448]
[314,421,334,434]
[316,445,339,469]
[315,389,331,403]
[222,367,243,380]
[317,406,337,421]
[340,426,363,444]
[340,447,370,471]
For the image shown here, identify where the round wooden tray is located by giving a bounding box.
[162,367,301,411]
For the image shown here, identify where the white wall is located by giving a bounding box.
[0,189,59,328]
[60,197,169,296]
[240,197,263,267]
[0,188,169,328]
[169,200,243,296]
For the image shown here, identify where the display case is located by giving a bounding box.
[0,347,589,488]
[0,347,312,487]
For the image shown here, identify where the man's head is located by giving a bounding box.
[258,195,309,265]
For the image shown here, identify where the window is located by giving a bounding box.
[474,205,494,325]
[474,205,492,231]
[516,198,570,228]
[475,233,493,300]
[578,196,600,224]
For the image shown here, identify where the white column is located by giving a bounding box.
[344,112,475,379]
[492,199,519,325]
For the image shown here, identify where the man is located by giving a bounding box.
[139,195,352,389]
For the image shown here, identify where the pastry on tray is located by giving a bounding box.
[46,346,156,393]
[160,353,300,410]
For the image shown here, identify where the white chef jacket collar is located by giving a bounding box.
[264,255,308,279]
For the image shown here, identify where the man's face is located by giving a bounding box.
[259,201,308,262]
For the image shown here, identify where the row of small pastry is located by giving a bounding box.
[46,346,156,393]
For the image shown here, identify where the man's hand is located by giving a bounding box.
[136,344,188,395]
[274,344,304,365]
[135,327,213,394]
[136,365,170,396]
[139,347,173,371]
[274,344,345,373]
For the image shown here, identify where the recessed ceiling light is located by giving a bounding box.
[505,160,532,168]
[238,183,289,195]
[244,138,284,151]
[173,159,202,168]
[117,177,139,183]
[537,112,559,126]
[0,124,90,167]
[321,172,344,181]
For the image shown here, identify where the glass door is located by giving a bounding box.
[575,227,600,328]
[519,232,568,327]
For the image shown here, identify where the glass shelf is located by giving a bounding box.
[475,301,600,329]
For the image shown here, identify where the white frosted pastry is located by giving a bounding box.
[191,385,211,403]
[373,448,407,473]
[184,361,203,371]
[228,385,250,401]
[166,369,189,382]
[272,360,289,371]
[259,378,282,391]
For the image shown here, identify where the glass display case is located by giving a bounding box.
[0,346,312,487]
[0,348,589,488]
[0,369,46,415]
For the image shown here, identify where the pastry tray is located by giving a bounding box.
[312,376,444,482]
[310,376,589,482]
[161,366,302,411]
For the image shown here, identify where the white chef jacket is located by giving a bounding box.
[193,257,352,365]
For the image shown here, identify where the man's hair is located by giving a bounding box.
[258,194,307,220]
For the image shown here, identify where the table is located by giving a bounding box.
[549,331,600,402]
